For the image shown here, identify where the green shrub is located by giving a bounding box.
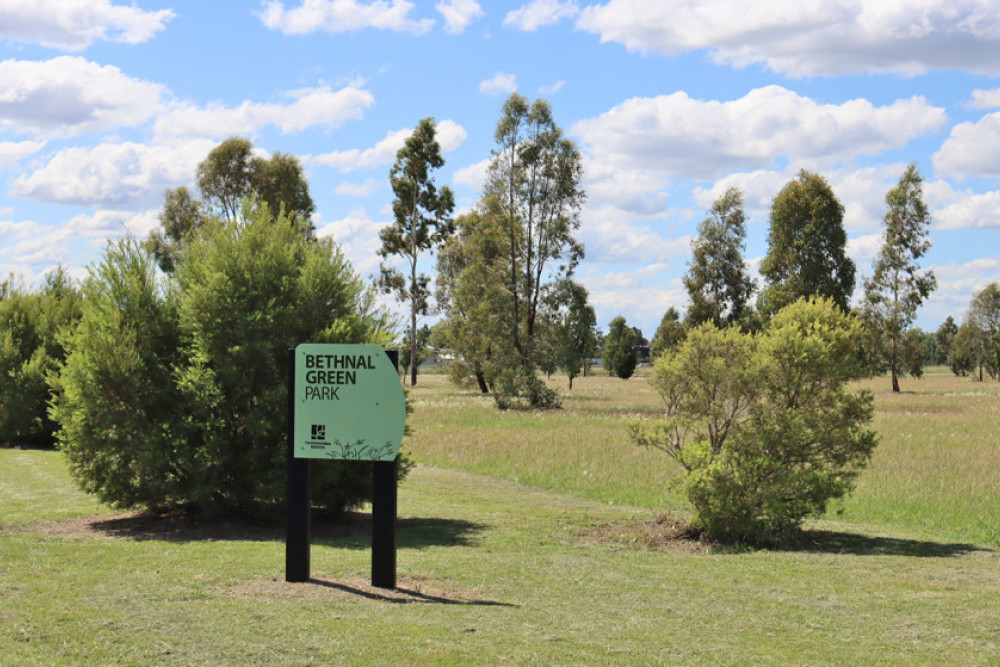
[51,202,400,520]
[631,297,878,544]
[0,269,81,446]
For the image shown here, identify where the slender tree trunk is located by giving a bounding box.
[891,334,900,392]
[475,370,489,394]
[409,206,418,387]
[568,374,574,390]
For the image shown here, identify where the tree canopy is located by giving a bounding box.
[377,117,455,387]
[148,137,315,272]
[684,187,755,328]
[759,170,855,316]
[603,315,637,380]
[861,164,936,391]
[443,93,585,408]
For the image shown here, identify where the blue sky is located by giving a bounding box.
[3,0,1000,336]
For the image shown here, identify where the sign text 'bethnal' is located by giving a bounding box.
[303,353,377,400]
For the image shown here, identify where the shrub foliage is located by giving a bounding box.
[51,202,396,520]
[0,269,81,446]
[631,297,878,544]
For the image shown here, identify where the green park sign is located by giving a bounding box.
[292,344,405,461]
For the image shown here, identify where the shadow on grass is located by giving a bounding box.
[83,511,485,550]
[307,577,517,607]
[780,529,989,558]
[589,515,989,558]
[0,442,57,451]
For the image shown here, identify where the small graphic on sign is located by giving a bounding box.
[311,424,326,441]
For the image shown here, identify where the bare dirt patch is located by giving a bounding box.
[584,514,708,553]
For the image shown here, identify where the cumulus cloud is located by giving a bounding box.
[579,205,691,264]
[575,0,1000,77]
[334,179,379,196]
[315,208,389,275]
[833,163,914,233]
[583,158,670,216]
[935,190,1000,229]
[259,0,434,35]
[436,0,482,34]
[11,139,216,209]
[0,140,45,168]
[847,233,883,266]
[573,86,946,180]
[0,0,174,51]
[968,88,1000,109]
[311,119,466,172]
[451,156,491,191]
[479,72,518,96]
[924,257,1000,322]
[0,56,166,137]
[154,84,373,138]
[580,266,687,333]
[692,169,789,218]
[0,209,158,275]
[504,0,579,31]
[933,113,1000,179]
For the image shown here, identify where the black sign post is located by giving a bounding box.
[372,350,399,589]
[286,347,311,582]
[285,346,402,588]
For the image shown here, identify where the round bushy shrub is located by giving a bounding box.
[631,297,878,544]
[52,202,398,520]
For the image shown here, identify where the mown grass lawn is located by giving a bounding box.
[2,367,999,664]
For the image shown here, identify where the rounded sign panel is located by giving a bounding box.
[293,344,405,461]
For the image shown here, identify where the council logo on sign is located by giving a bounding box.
[311,424,326,440]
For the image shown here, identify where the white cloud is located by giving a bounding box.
[311,119,466,172]
[334,179,379,196]
[479,72,518,96]
[539,80,565,95]
[573,87,946,180]
[583,158,669,216]
[580,267,686,333]
[935,190,1000,229]
[436,0,482,34]
[579,205,691,264]
[11,139,216,209]
[451,156,491,191]
[924,257,1000,322]
[833,163,912,234]
[0,209,158,275]
[315,208,389,275]
[968,88,1000,109]
[154,84,374,138]
[0,140,45,168]
[504,0,579,31]
[575,0,1000,77]
[259,0,434,35]
[692,170,789,218]
[847,233,883,265]
[0,56,166,137]
[933,113,1000,179]
[0,0,174,51]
